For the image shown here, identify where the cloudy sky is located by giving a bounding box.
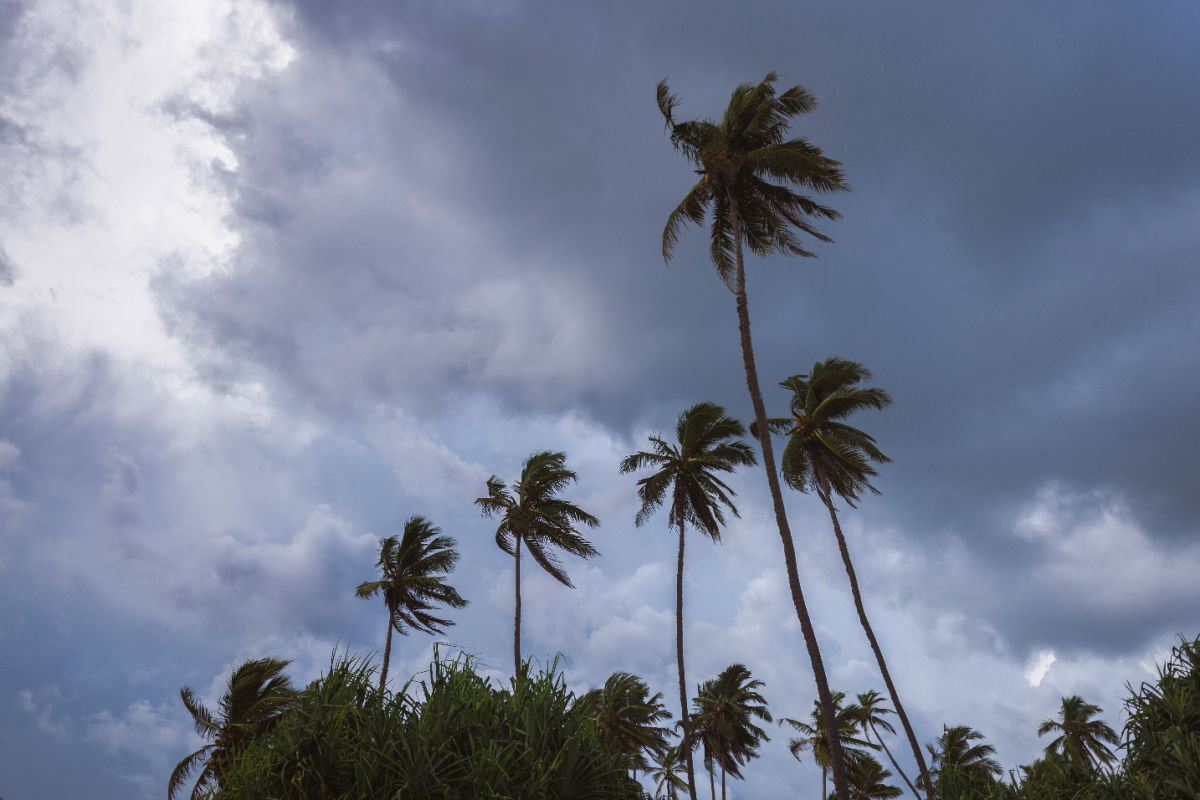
[2,1,1198,797]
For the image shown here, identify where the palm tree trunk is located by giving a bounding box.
[870,722,921,799]
[822,766,827,800]
[514,534,522,677]
[708,758,715,800]
[729,199,851,800]
[821,491,930,798]
[677,515,700,800]
[379,615,393,695]
[720,763,726,800]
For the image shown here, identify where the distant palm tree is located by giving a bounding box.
[476,450,599,675]
[620,402,755,800]
[356,516,467,693]
[759,357,929,794]
[846,752,904,800]
[856,690,921,799]
[692,664,772,800]
[658,72,851,800]
[169,657,296,800]
[578,671,673,777]
[926,725,1001,786]
[1038,695,1119,772]
[782,691,874,800]
[651,745,690,800]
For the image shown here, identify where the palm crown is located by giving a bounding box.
[693,664,772,791]
[1037,695,1118,772]
[759,357,892,506]
[169,657,297,800]
[620,401,756,539]
[577,671,673,774]
[658,72,847,287]
[927,725,1002,784]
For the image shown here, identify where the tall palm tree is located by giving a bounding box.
[1037,695,1119,773]
[856,690,921,799]
[692,664,772,800]
[577,671,673,777]
[658,72,852,800]
[169,657,297,800]
[356,515,468,694]
[758,357,930,794]
[782,691,874,800]
[620,402,755,800]
[476,450,599,675]
[925,725,1001,786]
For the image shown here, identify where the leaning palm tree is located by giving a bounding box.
[476,450,599,675]
[169,657,297,800]
[620,402,755,800]
[692,664,772,800]
[925,724,1002,786]
[857,690,921,799]
[782,691,874,800]
[356,515,468,694]
[658,72,852,800]
[578,671,673,777]
[757,357,930,794]
[1037,695,1119,773]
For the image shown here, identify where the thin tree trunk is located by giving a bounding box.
[821,492,929,797]
[514,535,522,677]
[729,200,851,800]
[720,763,726,800]
[379,614,393,695]
[708,758,715,800]
[822,766,827,800]
[677,516,700,800]
[870,721,921,799]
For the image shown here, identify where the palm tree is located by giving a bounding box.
[925,725,1001,786]
[169,657,297,800]
[856,690,921,799]
[578,671,673,777]
[846,752,904,800]
[758,357,930,794]
[658,72,852,800]
[1037,695,1119,773]
[355,516,468,694]
[476,450,599,675]
[620,402,755,800]
[651,745,690,799]
[692,664,772,800]
[782,691,874,800]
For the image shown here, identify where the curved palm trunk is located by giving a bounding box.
[869,722,921,799]
[708,758,715,800]
[514,535,522,677]
[676,516,700,800]
[379,615,393,695]
[729,202,851,800]
[820,491,930,798]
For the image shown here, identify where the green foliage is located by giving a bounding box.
[577,672,673,774]
[691,664,772,787]
[214,650,646,800]
[1122,634,1200,799]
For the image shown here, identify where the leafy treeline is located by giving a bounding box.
[168,72,1200,799]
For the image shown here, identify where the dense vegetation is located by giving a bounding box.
[169,72,1199,799]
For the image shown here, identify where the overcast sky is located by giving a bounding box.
[2,1,1199,798]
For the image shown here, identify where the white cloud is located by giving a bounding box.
[1024,650,1056,687]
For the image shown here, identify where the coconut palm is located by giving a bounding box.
[476,450,599,675]
[578,671,673,777]
[925,725,1001,786]
[1038,695,1119,773]
[846,752,904,800]
[355,516,468,694]
[651,745,690,800]
[782,691,874,800]
[692,664,772,800]
[757,356,930,794]
[169,657,297,800]
[856,690,921,799]
[620,402,755,800]
[658,72,852,800]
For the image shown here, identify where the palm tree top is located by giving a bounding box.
[928,724,1002,782]
[476,450,599,587]
[1037,694,1118,771]
[355,515,467,636]
[619,401,755,540]
[657,72,848,286]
